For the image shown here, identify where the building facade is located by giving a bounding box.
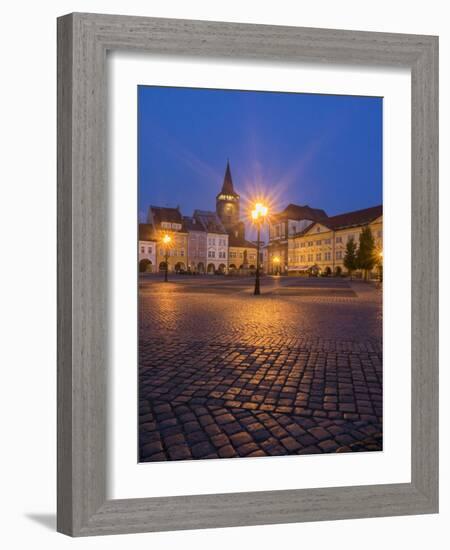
[228,231,258,273]
[147,206,189,272]
[265,204,328,274]
[287,205,383,276]
[182,216,207,273]
[193,210,229,273]
[138,224,157,272]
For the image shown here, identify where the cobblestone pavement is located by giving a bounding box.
[139,275,383,461]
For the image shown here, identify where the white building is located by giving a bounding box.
[193,210,229,273]
[138,224,157,272]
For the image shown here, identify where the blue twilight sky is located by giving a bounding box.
[138,86,382,235]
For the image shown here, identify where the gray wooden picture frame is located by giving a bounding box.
[57,12,438,537]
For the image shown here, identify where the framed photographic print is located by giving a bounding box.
[57,13,438,536]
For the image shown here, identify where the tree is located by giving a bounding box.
[356,226,376,280]
[343,237,358,280]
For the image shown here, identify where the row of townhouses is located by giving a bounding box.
[139,162,258,274]
[139,160,383,276]
[265,204,382,275]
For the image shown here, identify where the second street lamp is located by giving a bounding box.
[162,233,172,282]
[251,202,268,296]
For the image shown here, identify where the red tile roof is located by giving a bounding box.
[148,206,183,226]
[273,203,328,223]
[138,223,157,241]
[327,205,382,230]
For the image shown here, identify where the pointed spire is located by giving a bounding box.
[220,159,235,195]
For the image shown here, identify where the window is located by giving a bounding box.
[308,254,313,262]
[336,236,342,244]
[316,253,321,261]
[275,225,280,237]
[300,255,305,262]
[219,251,226,259]
[316,240,322,246]
[208,250,215,258]
[161,222,171,229]
[308,241,313,247]
[148,246,152,254]
[230,251,236,258]
[140,246,145,253]
[180,249,185,257]
[377,230,382,238]
[347,234,355,242]
[300,242,305,248]
[324,239,331,245]
[324,252,331,261]
[336,251,342,260]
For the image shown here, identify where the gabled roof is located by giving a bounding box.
[193,210,228,234]
[148,205,182,226]
[217,160,239,197]
[327,205,382,230]
[273,203,328,223]
[296,221,321,236]
[182,216,206,232]
[292,205,383,236]
[138,223,157,241]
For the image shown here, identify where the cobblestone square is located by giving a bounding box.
[139,275,382,461]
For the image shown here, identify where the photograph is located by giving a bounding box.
[138,85,383,462]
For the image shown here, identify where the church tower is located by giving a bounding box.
[216,160,240,231]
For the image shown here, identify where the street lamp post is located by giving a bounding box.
[251,202,268,296]
[162,234,172,282]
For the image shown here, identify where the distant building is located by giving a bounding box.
[193,210,229,273]
[182,216,207,273]
[138,224,157,272]
[147,206,188,272]
[266,204,329,274]
[287,205,382,276]
[228,230,257,273]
